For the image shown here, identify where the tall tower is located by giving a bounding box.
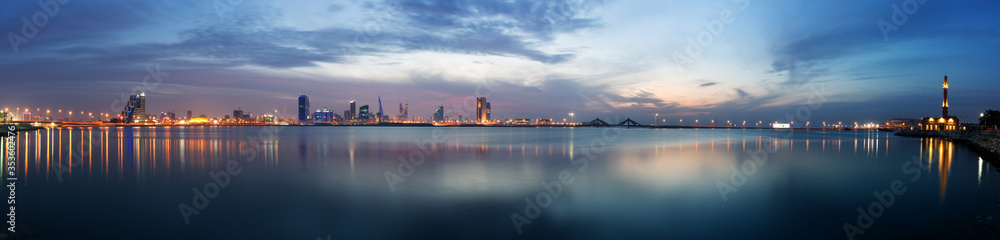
[476,97,488,123]
[298,94,310,122]
[121,92,146,123]
[349,100,356,120]
[942,75,949,118]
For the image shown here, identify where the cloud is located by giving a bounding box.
[390,0,604,63]
[699,82,717,87]
[733,88,750,99]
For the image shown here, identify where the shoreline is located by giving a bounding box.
[895,130,1000,163]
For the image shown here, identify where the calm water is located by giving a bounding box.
[3,126,998,239]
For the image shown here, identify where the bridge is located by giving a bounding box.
[581,118,649,128]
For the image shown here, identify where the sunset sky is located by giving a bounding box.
[2,0,998,124]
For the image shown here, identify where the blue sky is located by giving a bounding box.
[1,0,998,124]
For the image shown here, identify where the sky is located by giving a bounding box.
[1,0,999,124]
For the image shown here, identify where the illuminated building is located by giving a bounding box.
[314,107,333,122]
[349,100,356,120]
[359,105,369,121]
[121,92,146,123]
[885,118,916,130]
[511,119,530,125]
[476,97,490,123]
[298,94,310,122]
[397,103,408,121]
[919,76,960,130]
[536,119,552,125]
[233,109,245,121]
[377,96,384,122]
[433,105,444,122]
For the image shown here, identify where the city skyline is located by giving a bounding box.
[2,1,1000,123]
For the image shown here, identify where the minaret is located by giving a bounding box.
[942,75,949,118]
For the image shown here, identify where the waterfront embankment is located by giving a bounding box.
[896,130,1000,162]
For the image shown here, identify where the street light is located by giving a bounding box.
[569,112,574,126]
[654,113,658,126]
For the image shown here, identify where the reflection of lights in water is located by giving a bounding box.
[921,138,953,202]
[978,157,983,186]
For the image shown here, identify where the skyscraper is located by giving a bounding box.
[187,110,192,119]
[476,97,489,123]
[298,94,310,122]
[233,109,244,121]
[349,100,356,120]
[433,105,444,122]
[121,92,146,123]
[359,105,370,121]
[378,96,384,123]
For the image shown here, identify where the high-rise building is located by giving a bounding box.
[121,92,146,123]
[233,109,244,121]
[398,103,404,121]
[314,107,333,122]
[359,105,370,121]
[298,94,310,122]
[433,105,444,122]
[349,100,357,120]
[187,110,192,119]
[476,97,490,123]
[377,96,384,122]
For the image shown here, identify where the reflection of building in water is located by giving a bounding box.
[921,138,953,202]
[919,76,960,130]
